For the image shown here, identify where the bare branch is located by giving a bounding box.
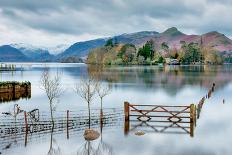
[40,68,63,124]
[96,82,112,99]
[40,69,63,104]
[75,76,98,104]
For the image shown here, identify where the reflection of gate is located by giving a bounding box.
[124,102,196,137]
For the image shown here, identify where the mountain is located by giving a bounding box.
[1,27,232,62]
[61,27,232,59]
[161,27,184,37]
[0,45,30,62]
[56,39,106,60]
[11,43,54,62]
[45,44,69,55]
[114,31,159,44]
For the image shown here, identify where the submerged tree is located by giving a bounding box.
[75,76,98,129]
[40,69,62,126]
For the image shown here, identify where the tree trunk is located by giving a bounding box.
[88,102,91,129]
[100,97,103,110]
[49,101,54,127]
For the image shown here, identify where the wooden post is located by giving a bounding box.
[212,83,215,92]
[197,103,201,119]
[124,102,130,136]
[24,111,28,132]
[24,111,28,146]
[124,102,130,121]
[190,104,195,137]
[66,110,69,139]
[194,105,197,127]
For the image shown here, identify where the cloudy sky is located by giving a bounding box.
[0,0,231,47]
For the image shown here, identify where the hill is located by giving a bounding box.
[56,39,106,61]
[64,27,232,59]
[0,45,30,62]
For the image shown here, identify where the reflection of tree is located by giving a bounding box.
[96,111,113,155]
[87,65,232,95]
[77,141,95,155]
[96,132,113,155]
[47,127,62,155]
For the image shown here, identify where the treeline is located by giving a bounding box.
[87,38,223,65]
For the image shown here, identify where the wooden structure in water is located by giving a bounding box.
[124,83,217,137]
[0,108,123,154]
[124,102,197,137]
[0,64,16,71]
[0,81,31,102]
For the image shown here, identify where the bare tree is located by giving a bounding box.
[75,76,98,129]
[96,82,112,110]
[40,69,62,126]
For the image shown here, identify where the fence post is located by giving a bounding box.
[124,101,130,121]
[24,111,28,132]
[66,110,69,139]
[194,105,197,127]
[24,111,28,146]
[190,104,195,137]
[124,101,130,136]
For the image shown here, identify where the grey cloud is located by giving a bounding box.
[0,0,231,46]
[0,0,205,35]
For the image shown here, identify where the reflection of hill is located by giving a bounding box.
[86,65,232,95]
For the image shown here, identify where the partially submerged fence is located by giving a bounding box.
[0,108,124,153]
[124,102,196,137]
[124,83,217,137]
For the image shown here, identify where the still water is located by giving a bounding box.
[0,63,232,155]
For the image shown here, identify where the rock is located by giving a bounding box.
[135,131,145,136]
[84,129,100,141]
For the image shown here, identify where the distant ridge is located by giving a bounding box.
[0,45,30,62]
[1,27,232,62]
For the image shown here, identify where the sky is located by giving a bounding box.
[0,0,231,47]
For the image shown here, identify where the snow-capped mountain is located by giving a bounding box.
[11,43,68,55]
[45,44,69,55]
[11,43,54,61]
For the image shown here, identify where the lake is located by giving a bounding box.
[0,63,232,155]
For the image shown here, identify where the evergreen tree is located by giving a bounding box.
[105,38,113,47]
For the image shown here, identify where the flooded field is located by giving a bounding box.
[0,63,232,155]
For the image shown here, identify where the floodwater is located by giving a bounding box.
[0,63,232,155]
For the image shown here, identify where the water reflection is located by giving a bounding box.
[1,64,232,155]
[47,127,62,155]
[124,104,195,137]
[77,140,99,155]
[96,115,114,155]
[0,108,122,155]
[0,87,31,103]
[86,65,232,94]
